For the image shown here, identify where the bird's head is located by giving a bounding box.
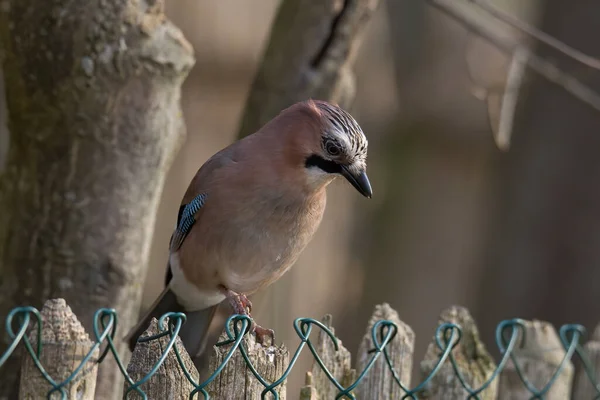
[301,100,372,198]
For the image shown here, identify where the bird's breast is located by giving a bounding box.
[219,192,327,293]
[176,188,327,297]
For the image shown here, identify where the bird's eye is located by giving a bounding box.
[326,141,341,156]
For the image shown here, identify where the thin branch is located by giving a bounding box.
[494,47,528,151]
[468,0,600,71]
[424,0,600,113]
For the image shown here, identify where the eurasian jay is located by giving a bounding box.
[125,99,372,366]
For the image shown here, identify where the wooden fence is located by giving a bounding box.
[8,298,600,399]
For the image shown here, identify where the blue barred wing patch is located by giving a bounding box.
[169,193,208,251]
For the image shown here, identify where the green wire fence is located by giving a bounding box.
[1,300,600,399]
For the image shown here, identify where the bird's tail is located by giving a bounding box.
[124,287,220,372]
[124,287,184,352]
[178,305,220,374]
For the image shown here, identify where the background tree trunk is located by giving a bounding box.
[0,1,194,398]
[236,0,380,139]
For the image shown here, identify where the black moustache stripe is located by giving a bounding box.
[305,155,341,174]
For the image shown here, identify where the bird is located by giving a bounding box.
[124,99,372,368]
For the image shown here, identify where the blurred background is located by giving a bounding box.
[129,0,600,394]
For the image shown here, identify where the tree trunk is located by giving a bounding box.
[237,0,380,139]
[0,1,194,398]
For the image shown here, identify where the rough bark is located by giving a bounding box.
[0,0,194,398]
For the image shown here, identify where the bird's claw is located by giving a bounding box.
[251,323,275,347]
[223,288,253,314]
[238,293,252,313]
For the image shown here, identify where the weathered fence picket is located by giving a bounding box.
[125,318,289,399]
[355,303,414,400]
[302,314,356,399]
[125,317,199,399]
[419,306,498,399]
[5,298,599,399]
[18,299,99,400]
[497,320,574,399]
[572,324,600,399]
[204,331,288,399]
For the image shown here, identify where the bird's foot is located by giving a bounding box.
[221,287,253,314]
[220,286,275,346]
[252,324,275,347]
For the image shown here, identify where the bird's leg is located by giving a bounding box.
[237,293,252,313]
[219,286,275,346]
[226,290,252,314]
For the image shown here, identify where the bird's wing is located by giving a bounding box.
[169,192,208,252]
[163,146,239,287]
[169,146,239,253]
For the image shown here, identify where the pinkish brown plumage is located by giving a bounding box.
[125,100,371,367]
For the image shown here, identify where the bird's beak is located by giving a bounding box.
[340,166,372,198]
